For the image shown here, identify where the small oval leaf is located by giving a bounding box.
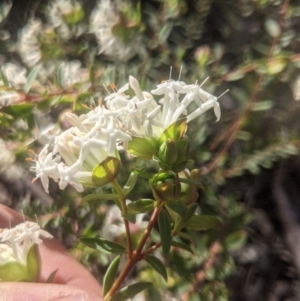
[158,209,172,255]
[79,237,126,254]
[145,254,168,281]
[166,199,187,217]
[251,100,274,112]
[26,244,40,282]
[108,282,152,301]
[81,193,119,203]
[24,66,40,92]
[225,230,247,252]
[265,18,280,38]
[103,255,121,296]
[127,199,155,214]
[174,203,197,231]
[0,262,28,282]
[122,172,138,196]
[46,269,58,283]
[178,231,197,247]
[187,215,222,231]
[158,118,187,144]
[92,156,121,187]
[133,168,153,180]
[171,241,193,253]
[127,137,158,160]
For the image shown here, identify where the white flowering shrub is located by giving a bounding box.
[2,0,300,300]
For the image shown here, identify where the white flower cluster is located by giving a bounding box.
[0,63,27,107]
[32,76,224,193]
[18,19,43,67]
[90,0,138,61]
[0,221,52,266]
[47,0,86,40]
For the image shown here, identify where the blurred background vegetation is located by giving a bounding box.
[1,0,300,300]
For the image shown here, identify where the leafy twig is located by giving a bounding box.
[181,239,222,301]
[104,206,160,301]
[204,0,290,174]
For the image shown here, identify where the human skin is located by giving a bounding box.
[0,204,103,301]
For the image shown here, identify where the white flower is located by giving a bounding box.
[47,0,86,40]
[0,91,21,107]
[102,203,147,241]
[0,63,27,87]
[18,19,43,67]
[90,0,138,61]
[32,104,132,192]
[56,60,88,87]
[0,221,52,265]
[32,74,226,193]
[31,144,60,193]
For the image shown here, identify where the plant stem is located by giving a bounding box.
[181,239,221,301]
[104,206,160,301]
[111,180,133,256]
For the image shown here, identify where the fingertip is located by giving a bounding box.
[0,282,103,301]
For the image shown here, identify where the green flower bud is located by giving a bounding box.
[158,139,178,165]
[174,139,189,162]
[150,171,181,202]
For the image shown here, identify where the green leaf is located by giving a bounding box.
[225,69,245,81]
[145,254,168,281]
[0,68,8,86]
[0,245,41,281]
[24,66,40,92]
[92,156,121,187]
[166,199,187,217]
[158,209,172,255]
[127,136,158,160]
[265,18,280,37]
[79,237,126,254]
[122,172,138,196]
[81,193,119,203]
[158,23,173,43]
[251,100,274,111]
[0,2,12,24]
[133,168,153,180]
[187,215,222,231]
[26,244,40,282]
[171,241,193,253]
[158,139,178,165]
[158,118,187,145]
[56,64,64,88]
[64,8,84,24]
[46,269,58,283]
[225,230,247,252]
[3,103,33,115]
[103,255,121,296]
[146,286,163,301]
[267,58,286,74]
[108,282,152,301]
[0,262,28,282]
[123,213,136,223]
[178,231,197,246]
[127,199,155,214]
[174,203,197,231]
